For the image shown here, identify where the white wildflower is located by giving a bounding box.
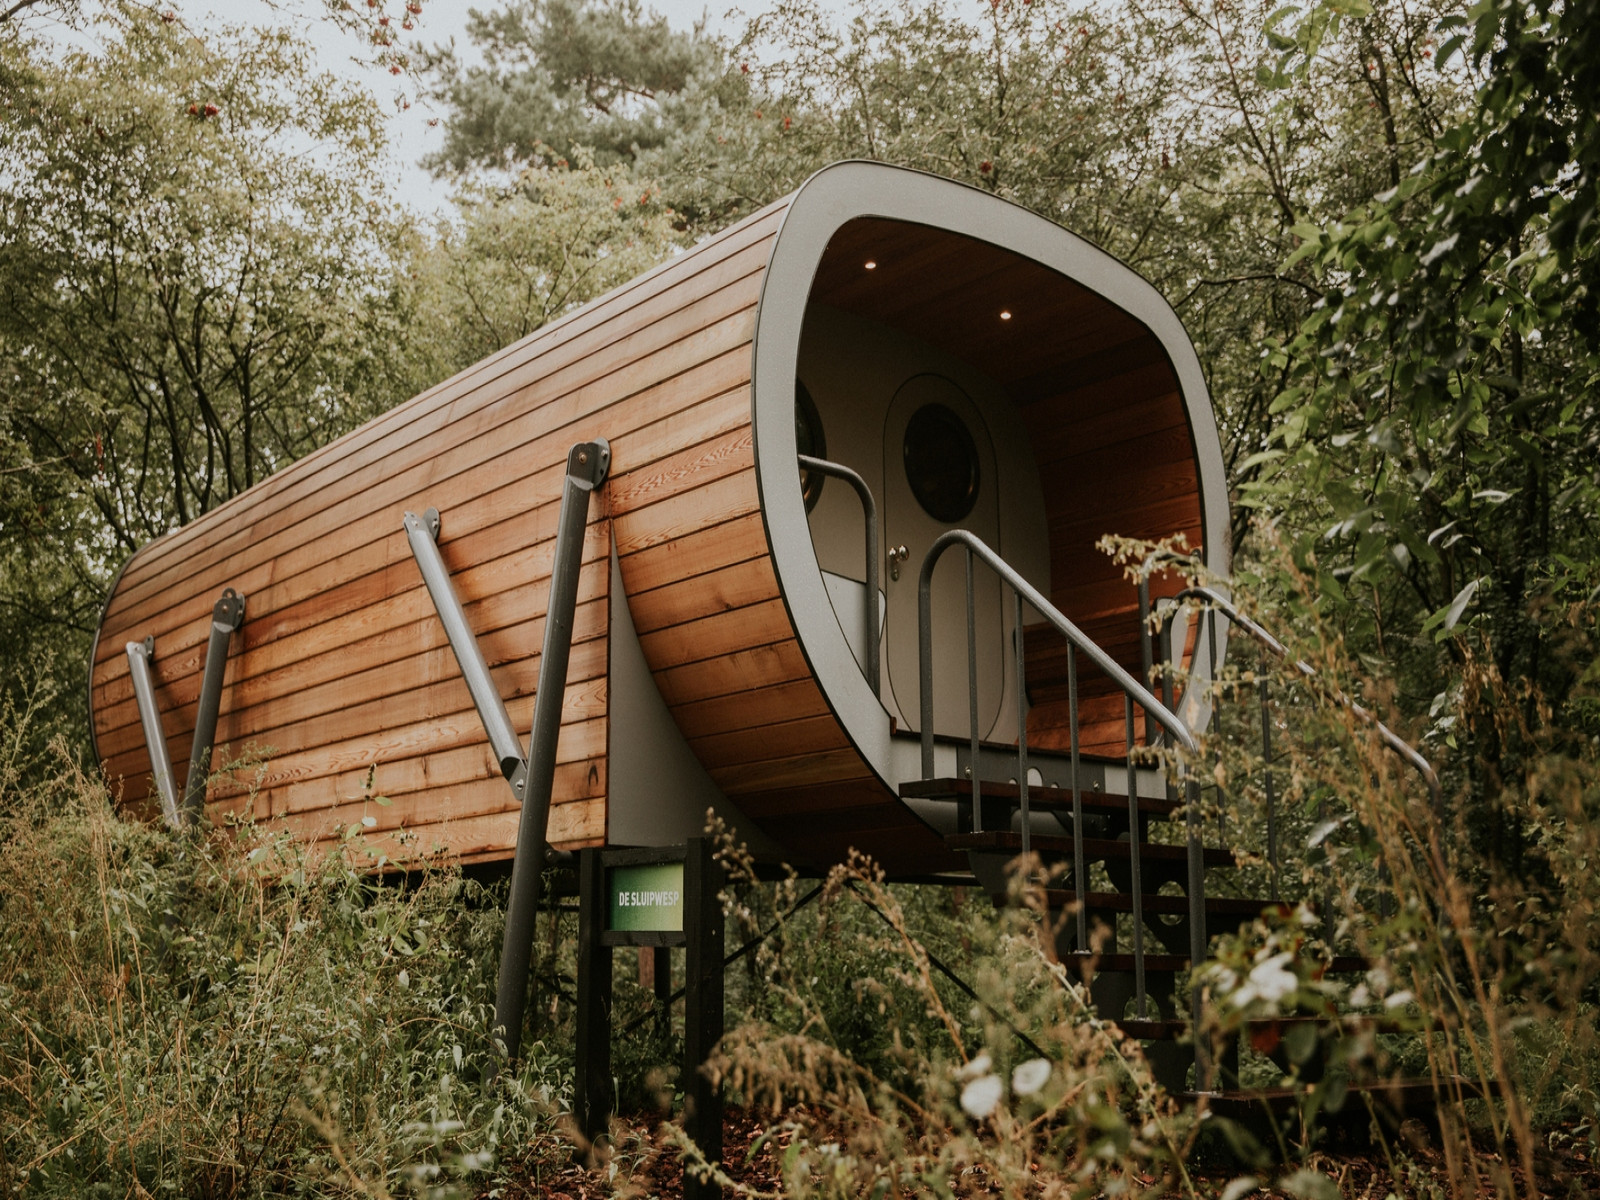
[960,1073,1004,1119]
[1233,952,1297,1008]
[1012,1058,1052,1096]
[955,1052,992,1080]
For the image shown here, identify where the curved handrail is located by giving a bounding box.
[918,529,1198,776]
[797,454,880,696]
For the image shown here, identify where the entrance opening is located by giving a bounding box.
[793,216,1207,755]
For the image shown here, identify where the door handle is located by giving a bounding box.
[888,544,909,581]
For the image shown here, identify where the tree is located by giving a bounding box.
[396,157,686,388]
[1247,0,1600,865]
[421,0,722,172]
[0,5,408,742]
[654,0,1470,550]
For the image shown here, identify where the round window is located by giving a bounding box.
[903,402,980,523]
[796,380,826,513]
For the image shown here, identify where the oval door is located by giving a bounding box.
[882,375,1005,738]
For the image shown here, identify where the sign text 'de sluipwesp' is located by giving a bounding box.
[608,861,685,932]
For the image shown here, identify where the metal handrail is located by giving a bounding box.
[915,530,1211,1085]
[797,455,880,695]
[919,531,1199,770]
[1170,585,1443,816]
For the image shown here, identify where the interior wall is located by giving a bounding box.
[796,302,1049,739]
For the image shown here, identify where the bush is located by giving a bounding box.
[0,707,564,1198]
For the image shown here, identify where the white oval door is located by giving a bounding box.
[882,375,1005,739]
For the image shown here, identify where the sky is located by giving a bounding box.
[185,0,770,217]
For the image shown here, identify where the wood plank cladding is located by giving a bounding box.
[90,174,1220,881]
[91,203,817,865]
[809,217,1205,758]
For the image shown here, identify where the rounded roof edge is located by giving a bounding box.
[754,161,1229,784]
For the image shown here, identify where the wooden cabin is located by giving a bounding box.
[88,161,1229,878]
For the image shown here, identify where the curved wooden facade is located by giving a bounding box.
[90,163,1229,877]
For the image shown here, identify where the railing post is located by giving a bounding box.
[966,548,981,833]
[182,588,246,826]
[1186,774,1212,1091]
[1014,591,1029,858]
[1138,573,1157,748]
[1068,645,1087,954]
[1260,678,1279,900]
[1125,695,1147,1017]
[494,438,610,1067]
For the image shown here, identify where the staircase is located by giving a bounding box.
[901,535,1483,1127]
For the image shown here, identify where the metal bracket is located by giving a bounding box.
[126,636,181,829]
[183,587,246,825]
[403,506,530,790]
[126,586,245,830]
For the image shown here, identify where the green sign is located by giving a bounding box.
[608,861,684,932]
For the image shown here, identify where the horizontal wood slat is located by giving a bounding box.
[94,199,795,860]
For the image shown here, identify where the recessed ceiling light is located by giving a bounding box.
[1000,310,1013,320]
[864,260,877,270]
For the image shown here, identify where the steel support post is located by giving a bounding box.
[125,638,181,829]
[182,588,246,825]
[493,438,610,1065]
[574,848,614,1144]
[683,837,725,1200]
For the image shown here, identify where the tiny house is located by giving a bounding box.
[89,161,1229,879]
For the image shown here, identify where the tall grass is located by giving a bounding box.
[0,693,564,1198]
[4,547,1598,1198]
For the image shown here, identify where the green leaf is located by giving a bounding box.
[1440,577,1480,632]
[1284,1020,1319,1066]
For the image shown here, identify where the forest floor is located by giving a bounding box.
[483,1106,1600,1199]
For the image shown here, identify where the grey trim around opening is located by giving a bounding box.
[750,161,1230,792]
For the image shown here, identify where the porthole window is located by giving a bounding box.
[796,380,826,513]
[903,402,980,523]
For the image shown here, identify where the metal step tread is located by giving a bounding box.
[1034,890,1291,918]
[1116,1013,1414,1042]
[1187,1076,1500,1116]
[1059,951,1369,975]
[948,829,1235,868]
[902,777,1181,817]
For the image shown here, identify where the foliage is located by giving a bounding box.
[696,843,1206,1199]
[420,0,723,172]
[0,693,568,1198]
[395,156,686,390]
[1244,0,1600,869]
[0,5,410,741]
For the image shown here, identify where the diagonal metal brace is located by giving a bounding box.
[495,437,610,1065]
[126,637,182,829]
[403,507,532,798]
[183,588,245,825]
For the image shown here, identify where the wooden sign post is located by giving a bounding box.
[576,837,724,1199]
